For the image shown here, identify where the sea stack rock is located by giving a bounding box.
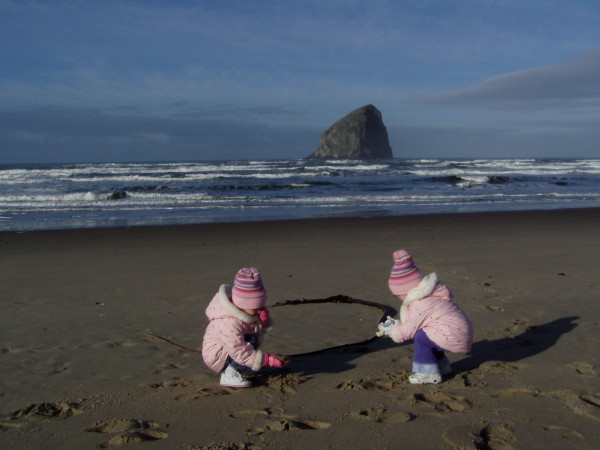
[307,104,393,160]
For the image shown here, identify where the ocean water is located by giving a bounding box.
[1,158,599,232]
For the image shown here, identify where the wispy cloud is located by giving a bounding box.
[0,106,320,161]
[2,1,600,161]
[171,105,300,120]
[413,47,600,111]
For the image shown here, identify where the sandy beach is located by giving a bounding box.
[1,209,599,449]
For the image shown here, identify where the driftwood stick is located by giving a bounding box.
[138,295,396,357]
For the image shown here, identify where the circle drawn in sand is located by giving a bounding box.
[137,295,394,358]
[265,295,394,357]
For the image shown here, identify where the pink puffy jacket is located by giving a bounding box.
[201,285,265,372]
[390,273,473,353]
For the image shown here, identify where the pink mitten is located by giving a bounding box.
[258,307,271,327]
[262,352,289,368]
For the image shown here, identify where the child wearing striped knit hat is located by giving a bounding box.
[377,250,473,384]
[202,267,289,388]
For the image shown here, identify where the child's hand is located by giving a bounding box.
[376,316,399,337]
[263,352,289,368]
[258,308,271,327]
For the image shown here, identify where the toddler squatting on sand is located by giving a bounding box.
[378,250,473,384]
[201,267,289,388]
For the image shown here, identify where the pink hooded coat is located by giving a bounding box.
[390,273,473,353]
[202,284,266,372]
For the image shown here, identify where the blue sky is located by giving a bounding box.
[1,0,599,163]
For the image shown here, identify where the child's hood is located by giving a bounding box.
[205,284,260,324]
[404,273,452,303]
[400,272,453,319]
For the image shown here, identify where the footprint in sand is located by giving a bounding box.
[503,318,530,333]
[337,378,380,391]
[264,418,330,432]
[459,361,526,388]
[0,421,23,430]
[548,390,600,423]
[153,361,188,375]
[412,392,472,413]
[175,386,236,401]
[348,404,416,424]
[487,305,503,312]
[9,401,83,421]
[442,425,478,448]
[460,371,488,388]
[567,361,597,376]
[478,361,528,374]
[495,388,600,423]
[86,418,168,447]
[478,281,497,294]
[444,422,515,450]
[381,411,416,423]
[383,368,413,384]
[349,404,387,421]
[229,408,330,435]
[493,388,540,398]
[188,444,253,450]
[542,425,584,440]
[475,422,516,449]
[448,272,510,303]
[2,346,23,354]
[148,378,192,389]
[336,369,412,391]
[170,373,309,401]
[259,373,311,394]
[104,340,138,349]
[160,362,187,370]
[336,378,395,391]
[229,410,270,420]
[147,377,242,402]
[50,361,71,374]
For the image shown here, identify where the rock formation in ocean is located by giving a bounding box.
[307,104,393,160]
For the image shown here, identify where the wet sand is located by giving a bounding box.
[1,209,599,448]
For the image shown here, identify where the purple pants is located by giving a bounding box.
[413,328,449,374]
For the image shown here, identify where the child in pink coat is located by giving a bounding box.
[378,250,473,384]
[202,267,289,388]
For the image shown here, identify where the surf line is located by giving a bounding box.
[137,295,395,357]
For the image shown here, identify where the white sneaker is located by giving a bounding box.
[408,372,442,385]
[220,365,251,388]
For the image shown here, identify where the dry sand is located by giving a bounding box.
[1,209,599,449]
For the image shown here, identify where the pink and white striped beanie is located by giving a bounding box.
[388,250,423,296]
[232,267,267,310]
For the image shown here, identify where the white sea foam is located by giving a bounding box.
[407,159,600,177]
[1,158,599,231]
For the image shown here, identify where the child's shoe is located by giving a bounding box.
[408,372,442,385]
[220,365,251,388]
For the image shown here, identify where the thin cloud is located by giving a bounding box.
[388,122,600,158]
[171,105,300,120]
[0,106,320,161]
[0,107,263,138]
[413,47,600,111]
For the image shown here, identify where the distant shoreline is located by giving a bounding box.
[3,206,600,237]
